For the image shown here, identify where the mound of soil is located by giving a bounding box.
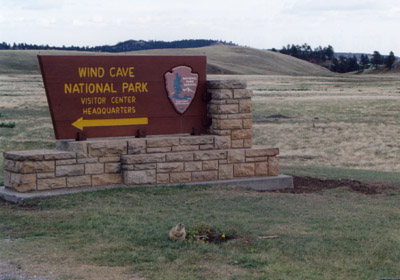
[272,176,394,195]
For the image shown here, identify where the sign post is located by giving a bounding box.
[38,55,207,140]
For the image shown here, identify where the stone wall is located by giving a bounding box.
[3,79,280,193]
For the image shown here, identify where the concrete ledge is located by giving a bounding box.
[0,175,293,203]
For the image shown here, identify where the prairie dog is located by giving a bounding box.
[169,223,186,241]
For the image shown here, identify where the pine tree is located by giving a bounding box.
[385,51,396,69]
[360,54,370,69]
[371,51,383,68]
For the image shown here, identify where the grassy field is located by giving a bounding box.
[245,74,400,172]
[1,182,400,279]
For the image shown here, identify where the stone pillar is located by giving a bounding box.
[207,79,252,149]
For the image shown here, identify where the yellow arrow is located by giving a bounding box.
[72,117,148,130]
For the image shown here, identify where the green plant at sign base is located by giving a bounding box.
[186,222,238,244]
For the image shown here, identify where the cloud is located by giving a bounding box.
[285,0,380,14]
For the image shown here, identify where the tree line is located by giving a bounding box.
[273,44,397,73]
[0,39,236,53]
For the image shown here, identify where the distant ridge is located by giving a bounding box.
[0,39,237,52]
[92,39,236,52]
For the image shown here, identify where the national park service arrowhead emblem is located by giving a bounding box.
[165,66,198,114]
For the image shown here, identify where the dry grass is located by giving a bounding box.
[239,74,400,172]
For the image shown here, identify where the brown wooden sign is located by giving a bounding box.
[38,55,207,139]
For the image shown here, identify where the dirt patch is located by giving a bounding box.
[271,176,395,195]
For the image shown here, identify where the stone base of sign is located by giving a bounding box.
[2,79,292,197]
[2,138,280,193]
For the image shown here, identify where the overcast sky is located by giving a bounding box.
[1,0,399,55]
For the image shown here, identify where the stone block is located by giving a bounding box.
[99,156,120,163]
[200,144,214,150]
[245,148,279,157]
[157,173,170,184]
[123,170,155,185]
[3,159,16,172]
[92,173,123,186]
[194,151,227,161]
[166,152,194,162]
[233,89,253,99]
[213,119,242,130]
[214,136,231,149]
[37,172,56,179]
[56,141,87,158]
[218,104,238,114]
[231,129,252,140]
[121,164,134,171]
[170,172,192,184]
[133,163,157,170]
[6,172,36,192]
[146,137,179,148]
[172,145,199,152]
[208,89,233,99]
[185,161,203,172]
[226,99,239,104]
[4,149,75,161]
[9,160,55,174]
[37,177,66,191]
[85,163,104,175]
[77,157,98,163]
[234,163,255,177]
[56,164,84,177]
[228,150,246,163]
[88,141,127,157]
[3,171,11,187]
[209,129,231,136]
[246,156,268,163]
[67,175,92,188]
[180,136,214,145]
[202,160,218,170]
[56,159,77,165]
[157,162,184,173]
[209,99,227,105]
[231,139,244,148]
[43,151,76,160]
[192,171,218,181]
[122,154,165,164]
[105,162,121,173]
[244,139,252,148]
[227,113,253,119]
[268,156,279,176]
[243,119,253,129]
[255,162,269,176]
[239,99,252,113]
[207,79,246,89]
[147,147,172,153]
[4,151,42,161]
[218,164,233,180]
[209,113,228,119]
[127,139,146,154]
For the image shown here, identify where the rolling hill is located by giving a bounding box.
[0,45,332,76]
